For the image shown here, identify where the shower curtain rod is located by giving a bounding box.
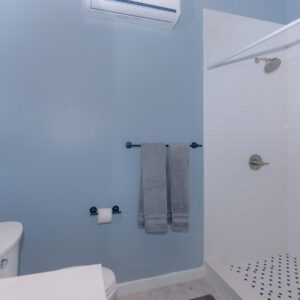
[207,17,300,70]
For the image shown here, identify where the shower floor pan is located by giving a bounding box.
[205,253,300,300]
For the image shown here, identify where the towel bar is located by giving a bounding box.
[125,142,202,149]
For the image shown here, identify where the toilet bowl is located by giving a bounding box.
[0,221,117,299]
[0,222,23,279]
[102,267,117,300]
[66,265,117,299]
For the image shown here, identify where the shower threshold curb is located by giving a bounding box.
[205,261,262,300]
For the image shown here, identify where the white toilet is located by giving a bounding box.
[102,267,117,300]
[0,221,117,300]
[65,266,117,299]
[66,265,117,299]
[0,222,23,279]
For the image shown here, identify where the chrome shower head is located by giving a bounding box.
[255,57,281,73]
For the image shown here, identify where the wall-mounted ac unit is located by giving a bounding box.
[84,0,181,30]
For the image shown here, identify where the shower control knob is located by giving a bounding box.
[249,154,269,171]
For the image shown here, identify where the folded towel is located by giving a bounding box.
[168,144,190,232]
[138,143,168,234]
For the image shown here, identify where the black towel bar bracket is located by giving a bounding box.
[125,141,202,149]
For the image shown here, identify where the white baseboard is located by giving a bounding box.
[116,267,205,297]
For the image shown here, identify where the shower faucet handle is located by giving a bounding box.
[249,154,269,171]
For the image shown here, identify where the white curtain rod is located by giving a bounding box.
[207,17,300,70]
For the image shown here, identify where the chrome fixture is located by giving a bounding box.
[255,57,281,73]
[249,154,270,171]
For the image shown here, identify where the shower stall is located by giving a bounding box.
[204,9,300,300]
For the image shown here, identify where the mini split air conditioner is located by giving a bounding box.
[84,0,181,30]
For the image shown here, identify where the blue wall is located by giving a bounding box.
[286,0,300,21]
[0,0,286,282]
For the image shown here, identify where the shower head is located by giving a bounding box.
[255,57,281,74]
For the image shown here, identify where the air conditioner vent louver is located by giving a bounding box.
[84,0,181,30]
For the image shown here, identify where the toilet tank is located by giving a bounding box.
[0,222,23,278]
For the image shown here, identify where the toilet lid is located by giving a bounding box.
[102,267,117,296]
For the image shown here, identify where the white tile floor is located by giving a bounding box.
[230,253,300,300]
[117,279,223,300]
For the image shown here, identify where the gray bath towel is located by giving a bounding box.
[168,144,189,232]
[138,144,168,234]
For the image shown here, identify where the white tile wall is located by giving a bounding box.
[286,27,300,256]
[203,9,287,263]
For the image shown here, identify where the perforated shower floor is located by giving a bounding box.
[230,253,300,299]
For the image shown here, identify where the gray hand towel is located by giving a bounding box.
[138,144,168,234]
[168,144,189,232]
